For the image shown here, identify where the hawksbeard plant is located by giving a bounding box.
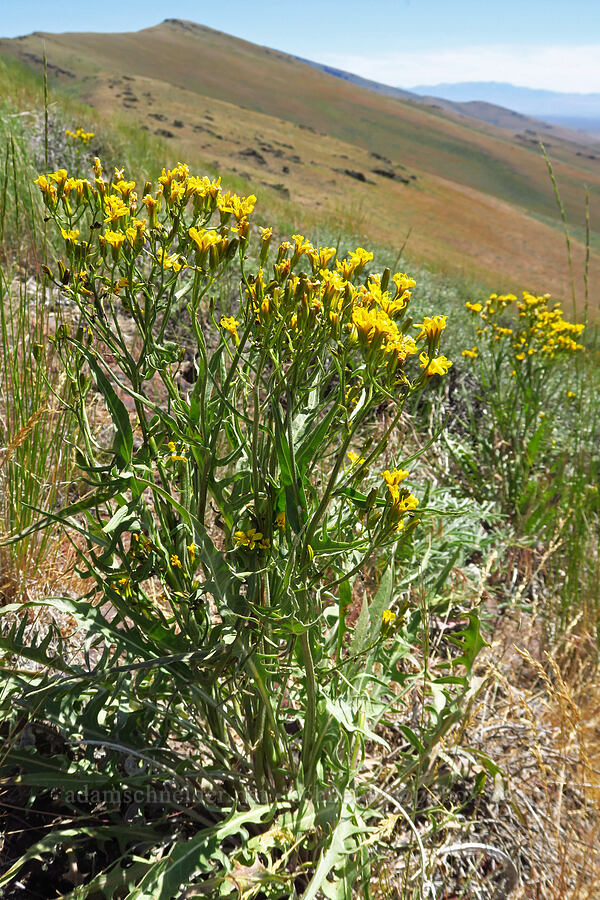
[454,289,586,530]
[1,158,460,896]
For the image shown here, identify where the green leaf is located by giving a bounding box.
[86,353,133,468]
[446,612,487,674]
[295,400,340,474]
[302,793,363,900]
[397,724,426,755]
[61,859,152,900]
[272,401,307,533]
[125,804,274,900]
[336,579,352,659]
[368,561,394,645]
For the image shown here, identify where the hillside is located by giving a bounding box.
[412,81,600,135]
[300,59,596,143]
[1,18,600,307]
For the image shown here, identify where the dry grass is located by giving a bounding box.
[463,615,600,899]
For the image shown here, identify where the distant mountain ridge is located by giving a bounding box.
[411,82,600,135]
[296,61,600,141]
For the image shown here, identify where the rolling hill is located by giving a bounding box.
[412,82,600,136]
[1,18,599,309]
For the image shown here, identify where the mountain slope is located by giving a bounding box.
[300,60,596,144]
[1,19,599,307]
[412,81,600,136]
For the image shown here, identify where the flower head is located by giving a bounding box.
[419,353,453,376]
[382,468,410,502]
[220,316,240,342]
[233,527,268,550]
[413,315,447,343]
[348,451,366,466]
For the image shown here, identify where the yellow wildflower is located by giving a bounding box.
[461,347,478,359]
[348,451,366,466]
[388,334,418,364]
[104,194,129,224]
[189,226,221,258]
[34,174,49,193]
[419,353,453,376]
[156,248,185,272]
[142,193,160,227]
[63,177,90,200]
[337,247,373,279]
[158,163,189,192]
[125,218,146,246]
[392,272,416,295]
[382,609,397,626]
[218,191,257,220]
[113,179,137,201]
[276,511,286,529]
[352,306,399,350]
[231,218,249,241]
[233,528,266,550]
[101,229,125,254]
[65,127,95,144]
[50,169,68,189]
[413,315,447,342]
[309,246,336,271]
[382,468,410,502]
[61,227,80,245]
[388,492,419,531]
[170,554,182,569]
[233,530,250,548]
[291,233,314,260]
[220,316,240,341]
[378,292,408,318]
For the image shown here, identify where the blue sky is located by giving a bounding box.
[2,1,600,93]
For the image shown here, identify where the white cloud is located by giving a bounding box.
[314,44,600,94]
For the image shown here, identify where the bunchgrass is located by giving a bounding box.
[0,268,72,602]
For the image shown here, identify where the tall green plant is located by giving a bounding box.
[0,158,477,897]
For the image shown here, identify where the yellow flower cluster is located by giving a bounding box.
[348,451,366,466]
[233,528,270,550]
[65,127,95,144]
[465,291,584,361]
[34,158,452,390]
[245,247,450,382]
[382,467,409,497]
[381,468,418,531]
[220,316,240,339]
[34,170,92,212]
[34,159,255,272]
